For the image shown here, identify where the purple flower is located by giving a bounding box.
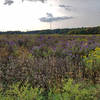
[9,41,16,46]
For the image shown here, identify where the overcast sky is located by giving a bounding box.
[0,0,100,31]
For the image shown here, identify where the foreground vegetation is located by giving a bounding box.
[0,34,100,99]
[0,79,100,100]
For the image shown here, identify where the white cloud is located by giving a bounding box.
[39,13,73,22]
[0,0,100,31]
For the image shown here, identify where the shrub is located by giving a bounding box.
[83,47,100,83]
[1,82,44,100]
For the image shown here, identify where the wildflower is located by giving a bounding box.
[87,59,93,63]
[95,47,100,51]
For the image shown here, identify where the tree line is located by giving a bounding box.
[0,26,100,35]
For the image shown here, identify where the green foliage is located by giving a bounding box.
[83,47,100,71]
[62,79,95,100]
[0,79,99,100]
[46,79,99,100]
[51,79,95,100]
[83,47,100,83]
[34,47,54,57]
[0,82,44,100]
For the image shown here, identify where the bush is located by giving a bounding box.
[47,79,96,100]
[0,82,44,100]
[83,47,100,83]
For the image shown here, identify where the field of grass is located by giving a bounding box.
[0,34,100,100]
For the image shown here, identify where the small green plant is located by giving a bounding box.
[34,47,54,57]
[62,79,95,100]
[1,82,44,100]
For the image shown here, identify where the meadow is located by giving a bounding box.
[0,34,100,100]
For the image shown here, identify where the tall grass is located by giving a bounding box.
[0,35,100,99]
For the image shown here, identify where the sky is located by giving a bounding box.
[0,0,100,31]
